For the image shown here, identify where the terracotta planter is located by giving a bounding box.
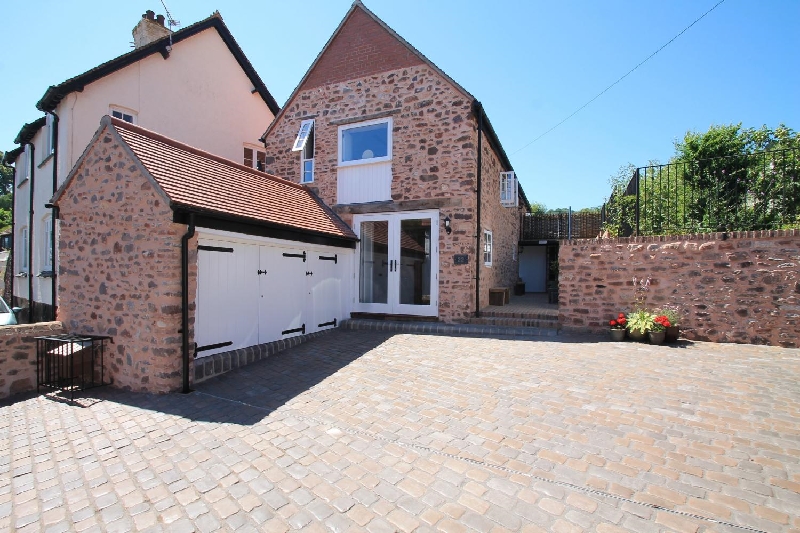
[649,331,666,345]
[627,329,647,342]
[609,329,626,341]
[665,326,680,343]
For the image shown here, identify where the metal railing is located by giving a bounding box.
[603,149,799,236]
[520,211,603,241]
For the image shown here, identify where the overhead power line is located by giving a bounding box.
[511,0,727,156]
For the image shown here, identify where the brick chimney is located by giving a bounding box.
[132,10,171,49]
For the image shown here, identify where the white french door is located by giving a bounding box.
[354,210,438,316]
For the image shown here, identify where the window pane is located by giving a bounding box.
[341,122,388,162]
[112,110,122,119]
[359,221,388,304]
[256,151,266,171]
[399,218,431,305]
[302,159,314,183]
[243,148,254,168]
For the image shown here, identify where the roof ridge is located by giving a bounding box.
[108,116,307,192]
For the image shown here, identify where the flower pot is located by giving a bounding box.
[664,326,680,343]
[609,329,626,341]
[627,329,647,342]
[649,331,666,345]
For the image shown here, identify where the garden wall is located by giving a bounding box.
[559,230,800,347]
[0,322,65,400]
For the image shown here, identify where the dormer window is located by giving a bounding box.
[244,146,266,171]
[338,118,392,166]
[292,119,315,183]
[110,106,137,124]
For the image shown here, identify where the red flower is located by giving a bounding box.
[617,317,627,325]
[618,313,625,319]
[609,320,617,327]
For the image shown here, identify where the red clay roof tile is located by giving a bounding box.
[109,117,355,241]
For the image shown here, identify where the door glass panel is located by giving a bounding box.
[359,221,389,304]
[399,218,431,305]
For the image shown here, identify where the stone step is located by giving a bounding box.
[340,319,560,338]
[480,309,559,320]
[467,316,560,329]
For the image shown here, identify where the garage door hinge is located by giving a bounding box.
[257,269,267,275]
[283,251,307,262]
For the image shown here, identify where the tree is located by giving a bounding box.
[0,152,13,231]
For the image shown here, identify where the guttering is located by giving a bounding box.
[27,143,35,323]
[474,100,483,319]
[181,212,196,394]
[50,112,59,321]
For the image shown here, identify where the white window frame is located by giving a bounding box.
[500,171,518,207]
[43,114,55,159]
[110,106,137,124]
[292,120,315,183]
[243,145,266,171]
[483,230,493,267]
[19,227,29,273]
[338,117,392,167]
[18,145,31,185]
[42,216,53,271]
[292,119,314,152]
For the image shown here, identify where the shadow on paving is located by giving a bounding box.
[28,330,393,425]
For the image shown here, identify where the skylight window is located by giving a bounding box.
[292,119,315,152]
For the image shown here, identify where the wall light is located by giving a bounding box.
[444,215,452,235]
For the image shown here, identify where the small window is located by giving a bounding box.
[500,171,518,207]
[339,118,391,166]
[296,121,315,183]
[243,146,266,171]
[19,227,29,272]
[110,107,136,124]
[18,146,31,185]
[42,216,53,270]
[292,119,314,152]
[483,230,493,266]
[43,114,56,159]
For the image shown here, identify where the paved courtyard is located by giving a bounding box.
[1,330,799,532]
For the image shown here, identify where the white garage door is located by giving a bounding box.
[195,233,350,358]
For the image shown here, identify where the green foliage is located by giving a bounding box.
[0,152,12,230]
[605,124,799,235]
[626,310,655,335]
[528,202,547,215]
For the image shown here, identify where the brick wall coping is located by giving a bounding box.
[0,321,64,338]
[563,229,799,245]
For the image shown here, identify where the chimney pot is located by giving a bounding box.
[156,14,165,26]
[145,10,155,20]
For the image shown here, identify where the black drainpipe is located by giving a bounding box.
[27,143,35,323]
[474,101,483,318]
[50,112,59,321]
[181,212,196,394]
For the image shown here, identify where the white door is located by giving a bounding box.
[258,245,308,340]
[354,210,439,316]
[195,242,260,357]
[308,251,343,332]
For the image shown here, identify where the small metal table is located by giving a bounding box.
[35,334,112,399]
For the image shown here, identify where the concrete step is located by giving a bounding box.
[479,309,559,320]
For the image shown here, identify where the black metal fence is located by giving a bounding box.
[520,211,603,241]
[603,149,799,237]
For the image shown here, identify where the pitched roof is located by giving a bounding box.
[2,146,25,166]
[36,13,279,115]
[54,117,356,243]
[13,117,46,145]
[259,1,529,209]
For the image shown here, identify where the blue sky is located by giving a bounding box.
[2,0,798,210]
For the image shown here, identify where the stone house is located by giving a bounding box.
[261,1,529,322]
[3,9,279,323]
[51,116,356,392]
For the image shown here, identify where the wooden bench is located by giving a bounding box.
[489,287,510,306]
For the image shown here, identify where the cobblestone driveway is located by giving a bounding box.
[2,331,799,532]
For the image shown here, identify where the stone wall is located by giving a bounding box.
[0,322,65,399]
[559,231,800,347]
[263,64,481,322]
[478,134,522,310]
[57,125,194,392]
